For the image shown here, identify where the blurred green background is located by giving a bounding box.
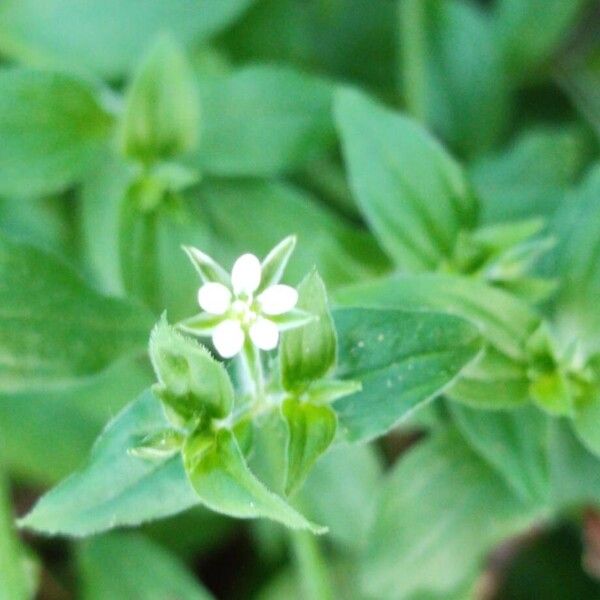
[1,0,600,598]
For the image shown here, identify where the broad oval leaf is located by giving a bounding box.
[196,66,335,177]
[19,390,199,537]
[450,403,550,504]
[0,234,153,392]
[0,68,112,198]
[331,307,482,441]
[334,87,477,271]
[78,532,215,600]
[0,0,254,79]
[362,429,541,599]
[336,273,540,409]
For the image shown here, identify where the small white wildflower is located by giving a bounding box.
[182,238,309,359]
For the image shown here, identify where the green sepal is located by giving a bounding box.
[177,312,223,336]
[120,35,199,163]
[269,309,315,332]
[258,235,296,292]
[182,245,231,286]
[282,397,337,497]
[182,428,326,533]
[128,429,186,460]
[149,316,234,426]
[280,270,336,390]
[302,378,362,405]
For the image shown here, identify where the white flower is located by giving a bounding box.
[194,252,299,358]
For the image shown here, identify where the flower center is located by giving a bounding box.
[231,298,258,327]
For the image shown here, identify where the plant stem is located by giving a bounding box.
[289,529,334,600]
[238,338,265,399]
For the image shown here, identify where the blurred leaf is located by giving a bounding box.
[362,429,540,600]
[493,0,590,80]
[300,443,382,553]
[0,234,153,392]
[548,420,600,507]
[121,35,198,163]
[0,467,31,600]
[0,356,151,485]
[20,391,199,536]
[198,179,387,290]
[336,274,541,409]
[400,0,511,156]
[221,0,396,94]
[78,532,214,600]
[281,271,336,390]
[282,398,337,497]
[557,47,600,139]
[0,196,70,257]
[450,404,550,504]
[470,126,590,223]
[183,428,324,533]
[81,154,212,319]
[0,68,111,198]
[196,66,335,176]
[332,307,482,441]
[552,165,600,353]
[335,87,477,271]
[0,0,254,78]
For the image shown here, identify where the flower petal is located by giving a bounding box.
[197,282,232,315]
[258,284,298,315]
[231,253,261,296]
[249,318,279,351]
[212,319,245,358]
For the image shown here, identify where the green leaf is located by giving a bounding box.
[557,47,600,140]
[470,126,591,224]
[548,421,600,508]
[149,317,234,425]
[399,0,511,157]
[0,467,31,600]
[19,391,200,537]
[78,532,215,600]
[121,35,198,163]
[0,234,153,393]
[198,179,387,290]
[553,165,600,354]
[0,68,111,198]
[183,428,325,534]
[282,398,337,497]
[450,404,550,504]
[336,273,540,409]
[196,66,335,176]
[0,356,151,485]
[334,87,477,271]
[331,307,482,442]
[493,0,589,80]
[0,0,254,79]
[362,429,540,599]
[299,443,383,553]
[281,271,336,390]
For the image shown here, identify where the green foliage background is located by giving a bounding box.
[1,0,600,598]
